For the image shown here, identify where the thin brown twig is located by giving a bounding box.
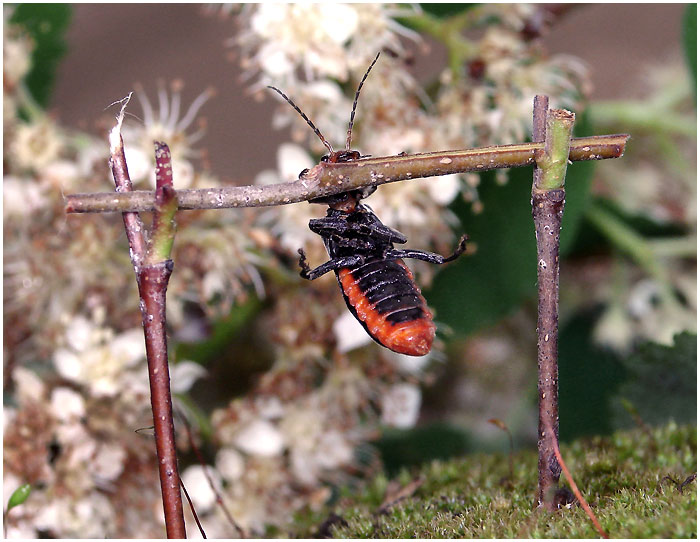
[532,96,565,510]
[109,107,186,538]
[65,134,629,214]
[487,418,515,482]
[108,94,146,266]
[547,424,609,539]
[178,410,247,538]
[532,94,549,186]
[180,478,206,538]
[137,260,185,538]
[658,473,697,493]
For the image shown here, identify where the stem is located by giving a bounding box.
[108,95,147,267]
[589,100,696,138]
[648,236,697,258]
[179,411,246,537]
[532,98,574,510]
[146,143,178,265]
[536,109,575,191]
[109,102,186,537]
[587,203,673,279]
[65,134,629,214]
[585,202,677,305]
[531,95,549,190]
[399,10,479,76]
[138,261,185,538]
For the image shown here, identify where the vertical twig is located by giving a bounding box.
[137,257,184,537]
[140,142,185,538]
[531,96,575,509]
[109,97,186,538]
[108,95,147,267]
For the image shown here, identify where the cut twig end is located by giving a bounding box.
[148,144,179,265]
[108,93,132,155]
[534,107,576,192]
[549,108,575,123]
[154,141,174,191]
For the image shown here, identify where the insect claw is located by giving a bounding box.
[298,248,311,278]
[439,234,470,263]
[458,234,469,251]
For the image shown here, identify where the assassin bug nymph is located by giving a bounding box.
[269,53,468,356]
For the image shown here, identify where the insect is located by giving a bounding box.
[269,53,468,356]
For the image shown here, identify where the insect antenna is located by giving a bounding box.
[267,85,334,155]
[346,52,381,151]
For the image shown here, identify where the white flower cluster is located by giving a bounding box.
[201,366,377,533]
[4,310,206,538]
[2,9,240,536]
[594,276,697,353]
[237,4,419,90]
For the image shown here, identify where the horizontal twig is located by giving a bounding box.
[65,134,629,214]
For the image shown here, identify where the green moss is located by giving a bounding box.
[291,422,696,538]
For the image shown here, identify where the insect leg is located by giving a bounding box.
[385,234,468,264]
[298,248,366,280]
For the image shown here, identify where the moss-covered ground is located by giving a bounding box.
[289,422,696,538]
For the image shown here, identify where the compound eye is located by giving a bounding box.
[360,185,377,199]
[320,155,330,163]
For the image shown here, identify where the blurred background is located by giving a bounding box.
[4,4,696,538]
[52,4,687,181]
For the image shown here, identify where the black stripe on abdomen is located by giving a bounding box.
[348,259,426,324]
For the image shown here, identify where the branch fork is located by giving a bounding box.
[108,98,186,538]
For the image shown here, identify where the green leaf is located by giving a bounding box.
[682,3,696,96]
[6,484,31,512]
[10,4,72,108]
[426,112,594,337]
[558,308,627,441]
[426,167,537,336]
[612,332,697,429]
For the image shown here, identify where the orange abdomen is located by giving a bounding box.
[337,259,436,356]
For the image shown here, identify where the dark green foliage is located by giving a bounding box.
[426,114,594,337]
[425,166,539,336]
[376,424,474,476]
[548,313,693,442]
[175,296,263,367]
[557,309,627,441]
[612,332,697,429]
[176,296,271,411]
[573,197,688,259]
[10,4,72,108]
